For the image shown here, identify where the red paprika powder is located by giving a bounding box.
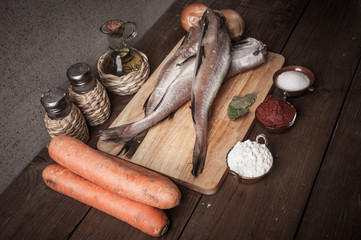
[256,96,296,128]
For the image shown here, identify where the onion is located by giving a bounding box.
[221,9,246,41]
[180,5,246,42]
[180,3,208,31]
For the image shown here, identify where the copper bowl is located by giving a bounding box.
[273,65,315,97]
[228,168,272,184]
[226,135,273,184]
[255,100,297,133]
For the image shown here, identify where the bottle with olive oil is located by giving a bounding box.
[100,19,143,76]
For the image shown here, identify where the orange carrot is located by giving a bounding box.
[48,135,181,209]
[43,164,169,237]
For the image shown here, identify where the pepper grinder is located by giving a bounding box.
[41,87,89,142]
[67,62,111,126]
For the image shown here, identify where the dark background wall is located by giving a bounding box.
[0,0,175,193]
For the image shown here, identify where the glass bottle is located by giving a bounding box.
[100,19,143,76]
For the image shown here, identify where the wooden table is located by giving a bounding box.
[1,0,360,239]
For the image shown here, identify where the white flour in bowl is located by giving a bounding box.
[227,139,273,178]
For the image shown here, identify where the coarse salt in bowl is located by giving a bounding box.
[277,71,309,91]
[273,66,315,97]
[226,134,273,183]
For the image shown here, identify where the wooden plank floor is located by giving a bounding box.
[296,57,361,240]
[1,0,360,239]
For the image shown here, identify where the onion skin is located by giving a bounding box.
[221,9,246,41]
[180,5,246,42]
[180,3,208,31]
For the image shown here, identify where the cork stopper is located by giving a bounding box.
[106,20,122,33]
[100,19,123,38]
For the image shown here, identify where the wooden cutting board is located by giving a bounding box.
[97,39,285,195]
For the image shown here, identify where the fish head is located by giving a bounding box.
[198,8,210,34]
[199,8,226,32]
[188,26,201,39]
[198,8,228,50]
[231,38,268,57]
[213,10,227,28]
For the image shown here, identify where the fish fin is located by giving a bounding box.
[180,30,191,46]
[195,45,205,76]
[208,108,213,121]
[231,38,252,51]
[176,55,195,67]
[120,139,136,155]
[195,10,208,77]
[167,102,186,120]
[156,107,179,124]
[181,26,198,46]
[143,93,151,114]
[199,10,209,38]
[191,94,196,124]
[120,132,147,158]
[167,109,177,120]
[99,124,132,143]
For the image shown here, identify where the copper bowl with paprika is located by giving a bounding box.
[255,96,297,133]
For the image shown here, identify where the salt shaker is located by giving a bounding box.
[67,62,111,126]
[41,87,89,142]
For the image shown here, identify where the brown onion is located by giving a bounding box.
[221,9,245,41]
[180,5,246,41]
[180,3,208,31]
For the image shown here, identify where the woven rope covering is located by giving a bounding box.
[44,103,89,143]
[69,79,111,126]
[97,48,150,95]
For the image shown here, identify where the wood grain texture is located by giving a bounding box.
[1,0,361,239]
[97,43,285,194]
[296,62,361,239]
[0,147,90,239]
[70,185,201,240]
[179,0,361,239]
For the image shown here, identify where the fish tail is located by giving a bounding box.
[191,134,207,177]
[99,123,133,143]
[120,131,147,157]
